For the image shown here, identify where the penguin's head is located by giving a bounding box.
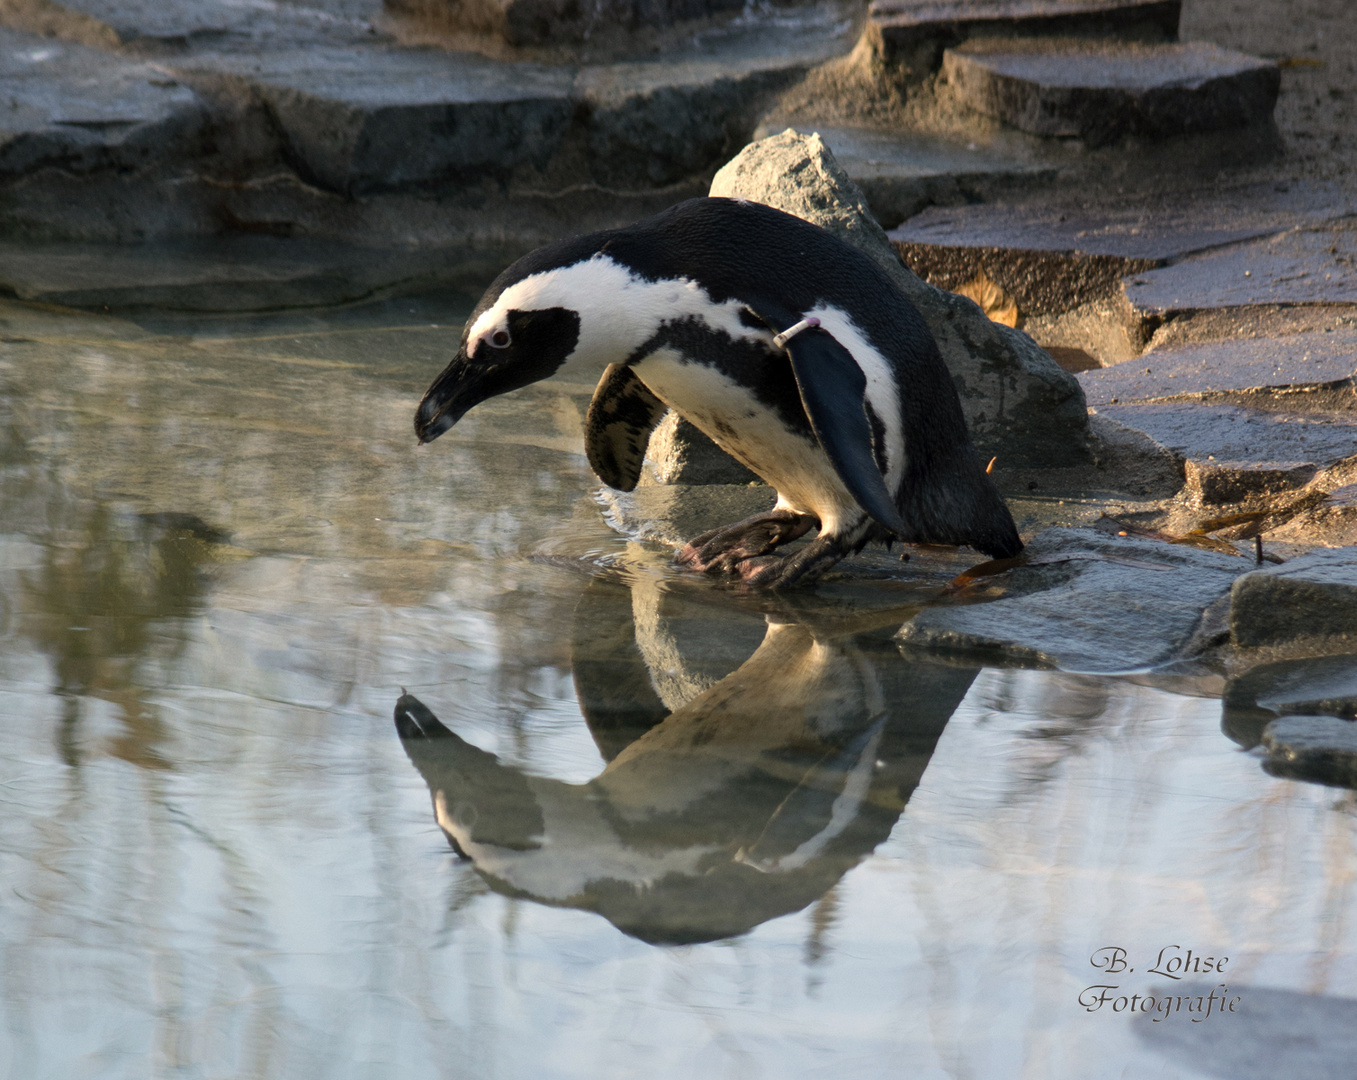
[414,283,583,444]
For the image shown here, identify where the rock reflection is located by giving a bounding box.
[395,579,978,944]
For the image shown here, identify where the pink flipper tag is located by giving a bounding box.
[772,316,820,349]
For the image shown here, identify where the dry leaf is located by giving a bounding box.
[956,271,1021,328]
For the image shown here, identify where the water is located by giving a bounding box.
[1,293,1355,1080]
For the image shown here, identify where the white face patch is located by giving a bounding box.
[468,255,757,375]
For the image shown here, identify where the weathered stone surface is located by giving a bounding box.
[166,48,813,196]
[709,129,1090,468]
[1123,223,1357,316]
[1262,715,1357,788]
[943,39,1278,145]
[0,27,207,177]
[1079,329,1357,406]
[763,123,1056,230]
[386,0,743,47]
[896,526,1247,672]
[1269,484,1357,547]
[1184,459,1317,506]
[887,181,1353,262]
[867,0,1180,78]
[1230,548,1357,649]
[1094,402,1357,472]
[642,413,759,486]
[1222,653,1357,748]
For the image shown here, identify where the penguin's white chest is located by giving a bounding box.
[631,349,862,535]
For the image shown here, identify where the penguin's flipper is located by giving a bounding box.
[584,364,668,491]
[746,303,908,536]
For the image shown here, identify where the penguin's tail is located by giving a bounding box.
[895,446,1023,559]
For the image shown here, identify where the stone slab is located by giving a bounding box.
[600,484,777,547]
[1183,459,1317,506]
[1262,715,1357,789]
[1123,224,1357,315]
[943,40,1278,144]
[887,181,1354,262]
[710,129,1090,469]
[1222,654,1357,748]
[896,525,1247,673]
[167,46,816,195]
[4,0,382,50]
[868,0,1180,76]
[767,124,1056,229]
[1094,402,1357,471]
[0,27,206,175]
[1230,548,1357,649]
[1079,329,1357,405]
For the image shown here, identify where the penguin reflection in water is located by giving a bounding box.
[393,586,977,943]
[415,197,1021,586]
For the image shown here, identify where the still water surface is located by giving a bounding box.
[1,293,1355,1079]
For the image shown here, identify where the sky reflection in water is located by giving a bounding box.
[0,295,1355,1079]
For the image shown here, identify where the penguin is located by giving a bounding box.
[414,196,1022,587]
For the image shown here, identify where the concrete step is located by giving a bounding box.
[867,0,1180,79]
[943,38,1279,145]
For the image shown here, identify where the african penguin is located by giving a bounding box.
[414,197,1022,587]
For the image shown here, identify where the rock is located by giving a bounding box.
[0,27,208,179]
[896,525,1247,672]
[942,39,1279,146]
[1269,484,1357,547]
[1230,548,1357,650]
[1221,653,1357,748]
[166,48,813,197]
[887,180,1353,262]
[1262,715,1357,789]
[386,0,743,47]
[642,413,759,485]
[866,0,1181,81]
[1184,459,1317,507]
[1079,328,1357,406]
[1093,401,1357,473]
[762,123,1056,230]
[708,129,1090,468]
[1123,223,1357,317]
[598,484,777,547]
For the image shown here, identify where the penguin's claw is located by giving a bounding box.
[676,510,816,574]
[738,534,849,589]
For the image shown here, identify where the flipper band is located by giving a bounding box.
[772,316,820,349]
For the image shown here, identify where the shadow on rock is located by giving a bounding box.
[394,577,977,944]
[1136,983,1357,1080]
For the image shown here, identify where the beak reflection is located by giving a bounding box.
[395,578,979,944]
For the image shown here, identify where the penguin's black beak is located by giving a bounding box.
[414,348,482,444]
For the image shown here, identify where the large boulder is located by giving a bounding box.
[706,129,1090,470]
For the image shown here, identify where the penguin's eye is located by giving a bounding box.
[488,328,511,349]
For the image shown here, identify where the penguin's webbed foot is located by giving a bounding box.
[737,534,849,589]
[676,509,816,574]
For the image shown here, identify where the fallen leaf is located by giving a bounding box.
[956,271,1021,327]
